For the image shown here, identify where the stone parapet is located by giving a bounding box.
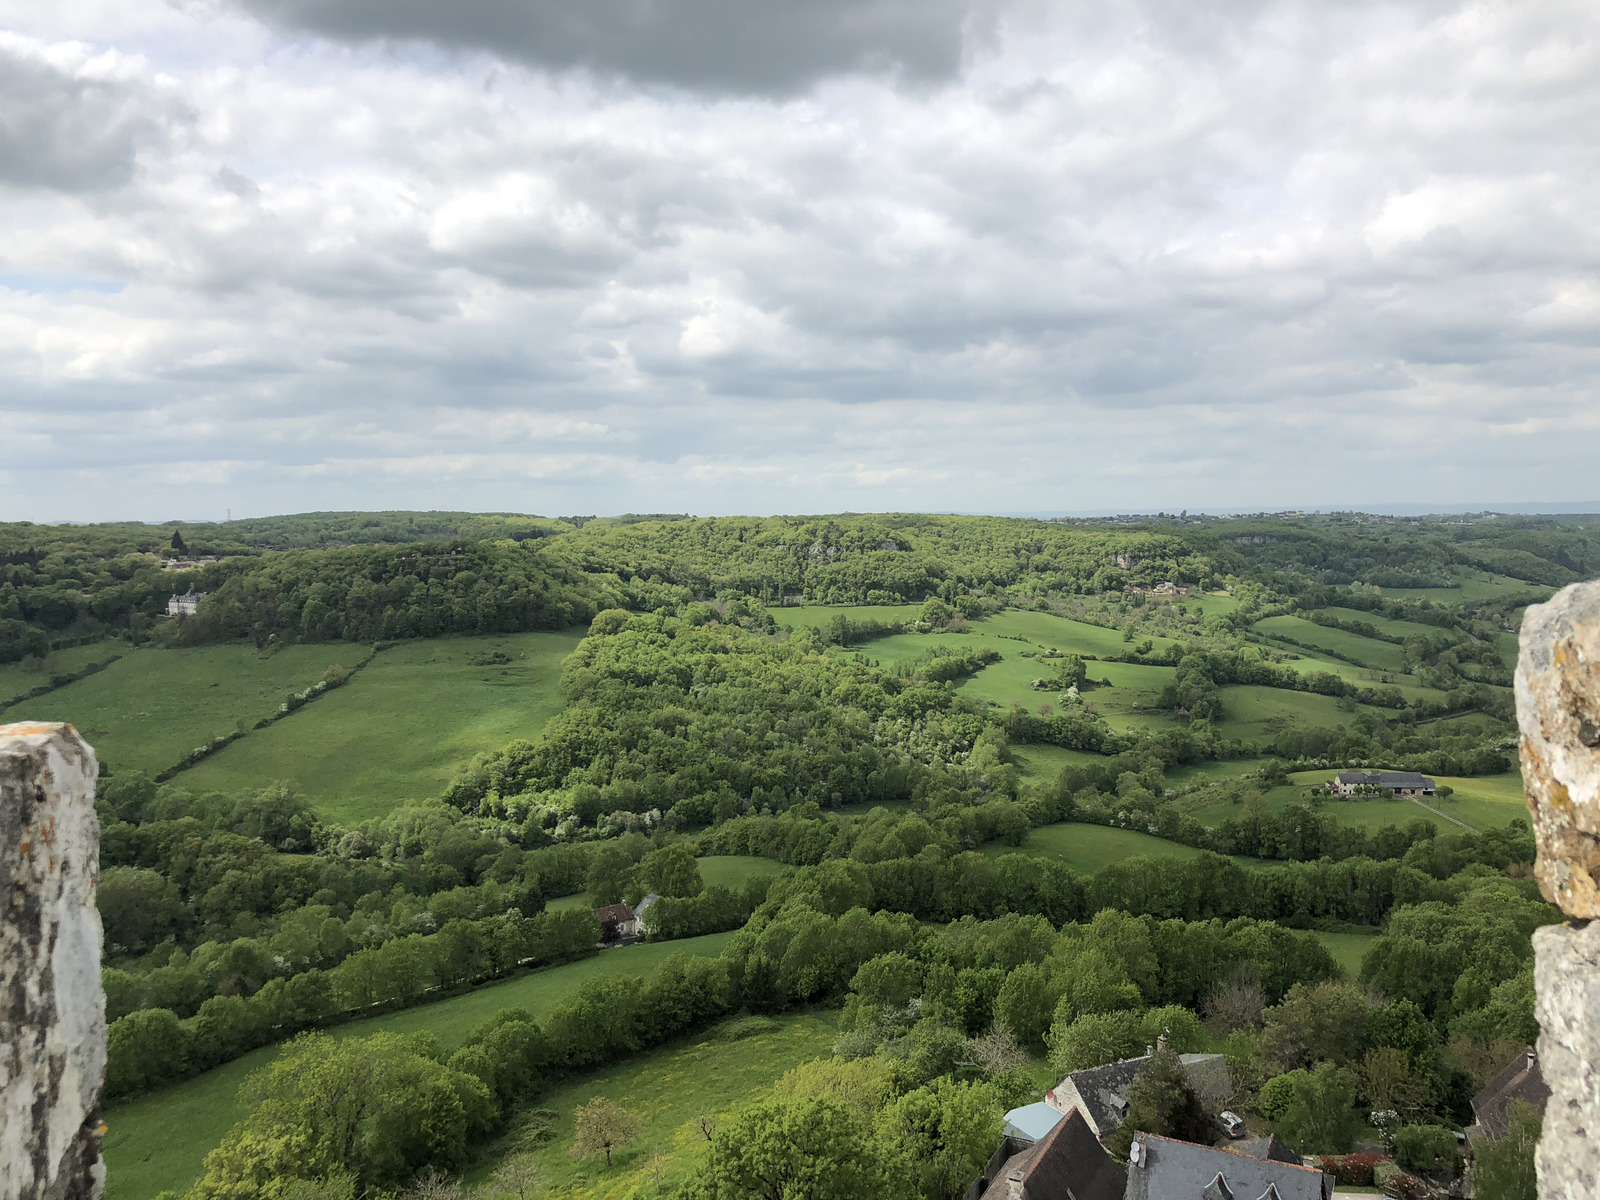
[0,723,105,1200]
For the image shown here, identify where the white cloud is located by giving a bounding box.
[0,0,1596,521]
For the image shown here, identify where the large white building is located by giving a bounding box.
[166,591,206,617]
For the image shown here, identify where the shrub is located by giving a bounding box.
[1393,1124,1462,1180]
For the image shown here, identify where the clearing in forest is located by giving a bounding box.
[175,630,583,822]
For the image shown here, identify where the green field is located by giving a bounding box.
[1381,571,1550,605]
[465,1012,839,1199]
[698,854,789,890]
[1312,929,1379,976]
[1180,769,1528,833]
[17,645,354,777]
[1011,742,1108,781]
[1209,685,1384,743]
[1252,615,1410,672]
[176,631,583,822]
[980,821,1251,873]
[1316,607,1466,643]
[0,642,127,708]
[102,932,734,1200]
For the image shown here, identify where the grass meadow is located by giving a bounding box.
[176,631,583,823]
[1312,929,1379,977]
[1381,572,1549,605]
[101,932,734,1200]
[19,645,353,776]
[0,642,127,708]
[463,1012,840,1199]
[1251,616,1411,672]
[979,821,1262,873]
[1177,769,1527,833]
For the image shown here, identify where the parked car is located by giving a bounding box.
[1220,1111,1247,1139]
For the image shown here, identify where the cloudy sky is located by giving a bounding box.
[2,0,1596,522]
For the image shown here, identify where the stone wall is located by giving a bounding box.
[1516,583,1600,1200]
[0,723,105,1200]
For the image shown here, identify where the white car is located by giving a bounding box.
[1220,1111,1247,1139]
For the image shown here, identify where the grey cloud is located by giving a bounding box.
[0,48,168,191]
[232,0,977,93]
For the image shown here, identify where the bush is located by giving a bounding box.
[1392,1124,1462,1180]
[713,1015,780,1041]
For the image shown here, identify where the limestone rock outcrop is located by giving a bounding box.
[1517,581,1600,916]
[1,723,105,1200]
[1517,583,1600,1200]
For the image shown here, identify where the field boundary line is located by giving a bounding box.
[0,651,124,717]
[1409,796,1476,831]
[155,642,386,782]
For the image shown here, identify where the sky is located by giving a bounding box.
[2,0,1597,523]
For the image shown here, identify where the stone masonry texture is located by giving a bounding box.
[1,723,105,1200]
[1517,581,1600,917]
[1517,582,1600,1200]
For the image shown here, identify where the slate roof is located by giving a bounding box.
[1334,771,1435,788]
[1124,1133,1332,1200]
[1053,1053,1230,1139]
[592,902,633,925]
[1228,1135,1302,1166]
[1471,1046,1549,1140]
[999,1107,1126,1200]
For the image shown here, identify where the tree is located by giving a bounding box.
[993,963,1057,1048]
[635,843,703,899]
[1106,1045,1215,1159]
[1472,1099,1539,1200]
[1393,1124,1463,1181]
[878,1079,1001,1200]
[486,1156,541,1200]
[1261,981,1370,1070]
[187,1032,495,1195]
[585,845,635,907]
[1359,1048,1435,1122]
[98,866,183,953]
[687,1096,884,1200]
[1047,1010,1141,1074]
[571,1098,640,1168]
[1271,1062,1363,1155]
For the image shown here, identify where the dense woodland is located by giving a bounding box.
[6,508,1587,1200]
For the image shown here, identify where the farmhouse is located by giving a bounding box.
[1124,1133,1332,1200]
[1044,1043,1231,1142]
[165,590,206,617]
[979,1106,1126,1200]
[592,893,661,942]
[1468,1046,1548,1143]
[1328,770,1436,797]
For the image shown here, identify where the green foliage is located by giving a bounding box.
[686,1095,886,1200]
[186,1032,496,1196]
[878,1079,1002,1200]
[1269,1062,1363,1155]
[1392,1124,1463,1180]
[1106,1045,1216,1159]
[1472,1099,1540,1200]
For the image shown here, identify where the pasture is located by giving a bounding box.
[1312,929,1379,977]
[980,821,1247,873]
[1252,615,1410,672]
[19,644,350,777]
[1178,769,1527,833]
[0,642,127,708]
[464,1012,840,1199]
[176,631,583,823]
[101,932,735,1200]
[1381,572,1549,605]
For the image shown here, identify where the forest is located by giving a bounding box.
[3,507,1586,1200]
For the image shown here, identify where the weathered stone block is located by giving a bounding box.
[1516,582,1600,917]
[1535,921,1600,1200]
[1,723,105,1200]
